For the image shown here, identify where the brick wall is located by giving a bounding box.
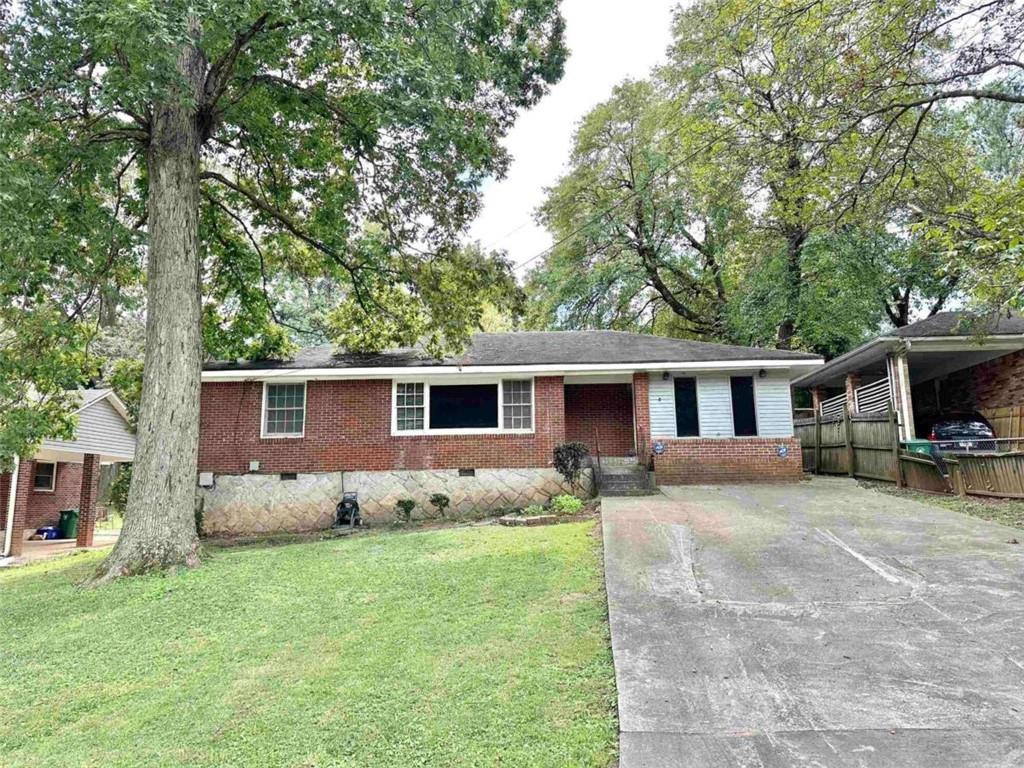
[198,376,567,473]
[632,372,651,465]
[972,349,1024,410]
[653,437,803,484]
[564,383,635,456]
[912,349,1024,423]
[25,461,83,530]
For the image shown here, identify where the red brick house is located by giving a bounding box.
[2,390,136,559]
[794,312,1024,441]
[197,332,821,533]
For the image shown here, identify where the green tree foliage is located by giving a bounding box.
[528,0,1007,355]
[1,0,566,575]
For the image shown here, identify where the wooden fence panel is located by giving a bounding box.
[849,415,898,481]
[957,452,1024,498]
[980,406,1024,439]
[900,453,952,494]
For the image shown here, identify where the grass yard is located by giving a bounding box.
[0,523,617,768]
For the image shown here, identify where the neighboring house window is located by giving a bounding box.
[395,382,425,431]
[673,378,699,437]
[33,462,56,492]
[502,379,533,429]
[263,383,306,437]
[393,379,534,433]
[730,376,758,436]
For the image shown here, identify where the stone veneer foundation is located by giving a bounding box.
[197,468,595,535]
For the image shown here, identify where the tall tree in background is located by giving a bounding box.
[1,0,565,580]
[529,0,1011,355]
[527,80,748,336]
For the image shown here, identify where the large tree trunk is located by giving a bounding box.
[94,32,205,581]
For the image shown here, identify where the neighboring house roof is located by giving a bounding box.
[204,331,821,378]
[36,389,136,463]
[794,311,1024,389]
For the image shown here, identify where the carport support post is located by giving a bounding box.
[76,453,100,548]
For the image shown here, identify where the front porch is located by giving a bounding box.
[562,373,652,463]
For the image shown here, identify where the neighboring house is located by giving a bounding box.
[794,312,1024,440]
[198,332,822,533]
[1,389,136,558]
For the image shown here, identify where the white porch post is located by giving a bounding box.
[3,456,19,557]
[890,349,915,441]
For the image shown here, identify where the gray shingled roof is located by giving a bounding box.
[892,311,1024,338]
[204,331,820,371]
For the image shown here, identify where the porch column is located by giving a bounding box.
[811,387,824,414]
[845,373,861,415]
[632,372,651,464]
[7,459,34,558]
[76,453,100,548]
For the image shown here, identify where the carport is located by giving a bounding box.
[794,311,1024,441]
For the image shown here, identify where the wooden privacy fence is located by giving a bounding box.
[795,409,901,483]
[796,406,1024,498]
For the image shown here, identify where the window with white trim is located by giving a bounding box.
[33,461,56,491]
[502,380,533,429]
[395,382,425,431]
[393,378,534,433]
[263,383,306,437]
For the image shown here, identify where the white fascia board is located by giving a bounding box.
[902,335,1024,352]
[201,358,824,383]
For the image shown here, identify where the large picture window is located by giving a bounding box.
[263,382,306,437]
[393,379,534,434]
[730,376,758,437]
[430,384,498,429]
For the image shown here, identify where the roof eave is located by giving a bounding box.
[201,358,824,382]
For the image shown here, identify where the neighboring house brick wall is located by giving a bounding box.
[24,461,83,530]
[972,349,1024,410]
[911,349,1024,429]
[653,437,803,484]
[198,375,567,473]
[564,383,635,456]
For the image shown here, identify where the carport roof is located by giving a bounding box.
[794,311,1024,389]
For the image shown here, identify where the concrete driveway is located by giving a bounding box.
[603,478,1024,767]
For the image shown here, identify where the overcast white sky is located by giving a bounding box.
[468,0,680,273]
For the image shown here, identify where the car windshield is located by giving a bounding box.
[932,420,994,439]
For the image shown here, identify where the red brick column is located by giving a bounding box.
[76,453,100,548]
[8,459,34,557]
[845,373,861,414]
[632,372,651,465]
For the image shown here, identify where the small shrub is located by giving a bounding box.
[523,504,546,516]
[429,493,451,519]
[551,495,584,516]
[395,498,416,523]
[553,442,589,492]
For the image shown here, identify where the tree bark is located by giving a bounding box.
[775,225,806,349]
[94,29,205,581]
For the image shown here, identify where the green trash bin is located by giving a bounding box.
[58,508,80,539]
[904,439,934,456]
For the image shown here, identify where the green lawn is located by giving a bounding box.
[0,523,617,768]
